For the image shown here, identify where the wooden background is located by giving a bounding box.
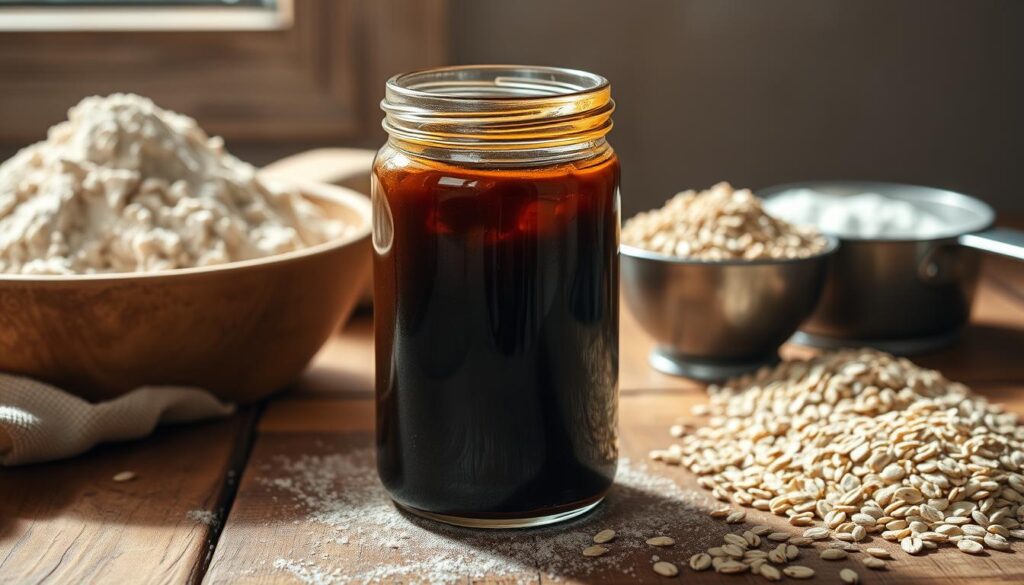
[0,1,1021,217]
[0,0,447,164]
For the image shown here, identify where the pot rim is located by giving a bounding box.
[758,180,996,243]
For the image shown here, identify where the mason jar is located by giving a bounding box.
[373,65,620,528]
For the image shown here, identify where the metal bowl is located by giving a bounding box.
[621,238,837,381]
[759,181,1024,354]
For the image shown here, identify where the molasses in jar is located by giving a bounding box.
[373,65,620,528]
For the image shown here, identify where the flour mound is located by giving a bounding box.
[0,93,344,274]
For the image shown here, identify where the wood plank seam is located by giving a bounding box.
[187,406,264,585]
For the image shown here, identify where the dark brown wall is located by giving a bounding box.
[451,0,1024,217]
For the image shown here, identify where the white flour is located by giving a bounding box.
[258,446,713,584]
[0,93,345,274]
[186,509,219,527]
[765,188,953,239]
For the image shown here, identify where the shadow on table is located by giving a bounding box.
[394,479,1015,582]
[208,431,732,580]
[0,416,244,540]
[389,479,725,583]
[911,322,1024,391]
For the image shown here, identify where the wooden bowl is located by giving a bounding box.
[0,181,372,404]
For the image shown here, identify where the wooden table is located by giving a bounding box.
[2,255,1023,584]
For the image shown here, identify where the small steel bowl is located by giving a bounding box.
[621,238,838,381]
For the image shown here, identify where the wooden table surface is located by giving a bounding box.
[2,255,1023,584]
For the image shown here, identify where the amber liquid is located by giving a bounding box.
[374,152,620,519]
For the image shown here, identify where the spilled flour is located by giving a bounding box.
[186,509,219,527]
[258,444,714,584]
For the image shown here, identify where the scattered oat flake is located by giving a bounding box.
[830,541,859,552]
[112,471,136,482]
[645,536,674,547]
[865,547,891,559]
[785,544,799,561]
[723,533,747,547]
[788,536,813,546]
[802,527,829,540]
[582,545,607,557]
[840,568,860,584]
[718,559,747,574]
[820,548,848,560]
[725,510,746,523]
[783,565,815,579]
[709,507,731,518]
[593,529,615,544]
[863,557,887,570]
[689,552,712,571]
[652,561,678,577]
[958,539,984,554]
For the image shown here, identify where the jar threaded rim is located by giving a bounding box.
[381,65,614,165]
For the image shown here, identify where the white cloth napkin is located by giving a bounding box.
[0,373,235,466]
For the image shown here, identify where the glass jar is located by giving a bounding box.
[373,65,619,528]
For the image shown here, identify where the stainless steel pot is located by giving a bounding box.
[760,181,1024,354]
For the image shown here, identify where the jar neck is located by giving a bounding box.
[381,65,614,167]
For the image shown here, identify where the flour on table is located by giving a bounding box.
[187,509,219,527]
[0,93,346,274]
[258,445,712,584]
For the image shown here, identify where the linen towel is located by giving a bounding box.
[0,373,234,465]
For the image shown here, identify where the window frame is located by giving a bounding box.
[0,1,293,33]
[0,0,447,153]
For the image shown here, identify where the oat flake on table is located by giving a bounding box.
[258,445,713,584]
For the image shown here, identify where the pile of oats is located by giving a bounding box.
[652,348,1024,566]
[621,182,828,261]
